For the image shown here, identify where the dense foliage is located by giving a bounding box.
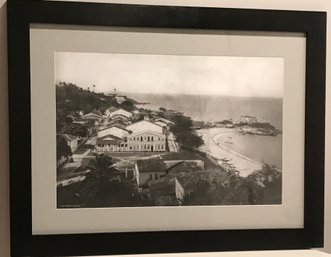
[57,154,140,208]
[182,164,282,205]
[169,113,204,150]
[56,135,72,161]
[56,82,119,114]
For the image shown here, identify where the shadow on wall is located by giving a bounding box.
[0,1,10,257]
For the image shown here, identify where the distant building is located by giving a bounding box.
[155,121,168,129]
[106,120,127,129]
[240,115,258,124]
[81,110,103,125]
[115,96,127,104]
[106,108,132,119]
[155,117,175,126]
[104,106,118,116]
[134,158,168,186]
[60,134,79,152]
[110,115,131,125]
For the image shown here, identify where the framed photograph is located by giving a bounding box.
[8,0,326,256]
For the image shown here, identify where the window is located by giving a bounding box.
[155,174,159,179]
[149,174,153,180]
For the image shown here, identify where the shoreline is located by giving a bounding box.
[197,128,266,177]
[212,133,264,167]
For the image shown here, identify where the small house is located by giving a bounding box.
[134,158,167,187]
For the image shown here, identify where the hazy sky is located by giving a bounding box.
[55,52,284,98]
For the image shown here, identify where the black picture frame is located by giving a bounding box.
[7,0,326,257]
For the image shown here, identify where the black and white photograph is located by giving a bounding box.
[55,52,283,208]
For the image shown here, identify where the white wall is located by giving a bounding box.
[0,0,330,256]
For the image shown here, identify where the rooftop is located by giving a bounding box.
[161,152,202,161]
[136,158,167,173]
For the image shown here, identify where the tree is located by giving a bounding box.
[56,135,72,160]
[242,165,282,205]
[87,154,118,180]
[170,113,204,150]
[120,100,134,112]
[61,123,89,137]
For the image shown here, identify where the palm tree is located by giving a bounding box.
[82,154,119,204]
[87,153,118,181]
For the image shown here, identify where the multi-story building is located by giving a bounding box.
[95,120,166,152]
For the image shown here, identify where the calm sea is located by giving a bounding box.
[218,133,282,169]
[125,93,283,169]
[126,93,283,129]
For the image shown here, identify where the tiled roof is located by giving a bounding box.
[166,161,197,173]
[96,135,121,145]
[136,158,167,173]
[161,152,202,161]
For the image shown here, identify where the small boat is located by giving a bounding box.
[225,141,233,144]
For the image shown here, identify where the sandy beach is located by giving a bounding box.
[197,128,264,177]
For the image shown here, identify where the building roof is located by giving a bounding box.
[97,126,130,139]
[107,120,127,129]
[161,152,202,161]
[96,135,121,145]
[109,108,132,118]
[156,117,175,125]
[82,112,102,120]
[155,121,168,128]
[111,114,130,120]
[127,120,164,135]
[166,161,197,174]
[136,158,167,173]
[105,106,118,113]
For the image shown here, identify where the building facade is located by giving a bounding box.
[95,120,166,152]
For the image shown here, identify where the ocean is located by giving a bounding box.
[126,93,283,169]
[217,132,282,169]
[127,93,283,129]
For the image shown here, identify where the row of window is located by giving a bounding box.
[128,136,164,142]
[97,144,165,151]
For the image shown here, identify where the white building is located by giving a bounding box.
[239,115,258,124]
[95,120,167,153]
